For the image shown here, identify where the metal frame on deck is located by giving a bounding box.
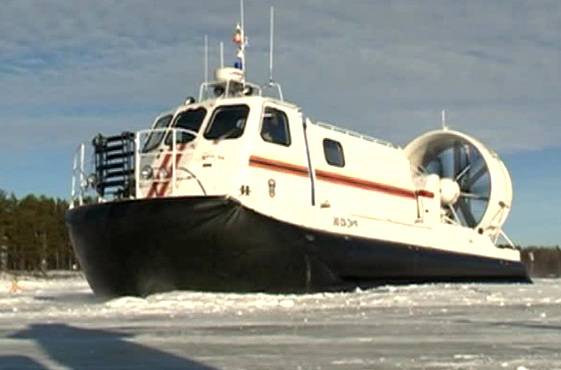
[71,127,200,208]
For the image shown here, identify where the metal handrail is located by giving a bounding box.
[70,144,87,208]
[71,127,200,207]
[198,80,263,101]
[261,81,284,101]
[136,127,200,197]
[136,127,199,151]
[314,121,397,148]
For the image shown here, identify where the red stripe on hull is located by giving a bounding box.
[315,169,417,199]
[249,155,435,200]
[249,156,309,177]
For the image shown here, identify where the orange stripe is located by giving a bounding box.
[315,169,417,199]
[416,190,435,199]
[249,156,309,177]
[249,155,434,200]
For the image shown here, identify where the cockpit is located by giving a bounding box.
[142,106,208,153]
[142,101,254,153]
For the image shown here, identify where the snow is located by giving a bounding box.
[1,274,560,369]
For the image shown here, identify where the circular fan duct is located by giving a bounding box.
[404,129,512,238]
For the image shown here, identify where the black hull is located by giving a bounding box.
[66,196,530,297]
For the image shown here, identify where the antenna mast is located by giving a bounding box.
[239,0,246,80]
[269,6,275,83]
[220,42,224,68]
[231,0,248,82]
[204,35,209,84]
[264,6,283,100]
[441,109,448,131]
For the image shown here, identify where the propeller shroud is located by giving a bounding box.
[404,130,512,238]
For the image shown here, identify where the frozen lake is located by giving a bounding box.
[0,274,560,369]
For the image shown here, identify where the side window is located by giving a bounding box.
[167,108,206,144]
[323,139,345,167]
[204,105,249,140]
[261,107,291,146]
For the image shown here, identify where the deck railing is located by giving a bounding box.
[314,121,397,148]
[71,128,199,208]
[135,128,199,198]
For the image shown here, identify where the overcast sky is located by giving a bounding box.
[0,0,559,245]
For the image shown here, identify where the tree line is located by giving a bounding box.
[519,245,561,278]
[0,190,76,272]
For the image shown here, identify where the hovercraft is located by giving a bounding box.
[66,5,529,297]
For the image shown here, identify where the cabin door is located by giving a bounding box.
[248,105,314,212]
[187,104,255,195]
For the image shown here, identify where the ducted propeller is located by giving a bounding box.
[405,129,512,238]
[421,138,491,227]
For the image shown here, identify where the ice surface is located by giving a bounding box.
[1,274,560,369]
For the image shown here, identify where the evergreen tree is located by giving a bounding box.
[0,190,74,271]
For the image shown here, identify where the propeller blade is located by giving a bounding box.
[436,156,444,177]
[460,192,489,201]
[465,164,487,189]
[453,141,462,178]
[464,143,472,165]
[457,198,477,227]
[455,163,471,182]
[421,147,441,170]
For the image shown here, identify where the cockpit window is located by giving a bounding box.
[261,107,291,146]
[204,105,249,140]
[142,114,172,152]
[166,107,207,145]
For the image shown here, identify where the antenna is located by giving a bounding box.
[441,109,448,131]
[239,0,246,80]
[269,6,275,83]
[204,35,209,84]
[220,42,224,68]
[263,5,283,101]
[240,0,245,36]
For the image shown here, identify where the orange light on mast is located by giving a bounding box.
[233,24,243,45]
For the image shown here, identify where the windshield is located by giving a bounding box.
[142,114,172,152]
[165,108,207,145]
[204,105,249,140]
